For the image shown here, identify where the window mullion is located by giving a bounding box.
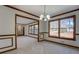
[58,19,60,38]
[34,25,35,34]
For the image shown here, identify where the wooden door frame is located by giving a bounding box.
[15,14,39,48]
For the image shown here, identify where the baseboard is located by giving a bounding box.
[26,35,38,39]
[0,34,15,37]
[0,47,16,54]
[43,39,79,48]
[39,40,45,42]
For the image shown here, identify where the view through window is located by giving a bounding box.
[60,18,74,38]
[49,15,75,40]
[28,24,38,35]
[50,21,58,37]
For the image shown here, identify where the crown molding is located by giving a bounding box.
[51,8,79,18]
[4,5,39,18]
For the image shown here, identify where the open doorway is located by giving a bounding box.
[16,24,25,36]
[15,14,39,49]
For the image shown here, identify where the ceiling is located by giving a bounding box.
[17,16,35,24]
[12,5,79,17]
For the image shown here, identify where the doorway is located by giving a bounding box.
[15,14,39,49]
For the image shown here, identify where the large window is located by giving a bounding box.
[28,24,38,35]
[49,15,76,40]
[34,24,38,34]
[60,18,74,39]
[29,25,32,34]
[50,21,58,37]
[31,25,35,34]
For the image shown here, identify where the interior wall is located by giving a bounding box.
[39,21,47,32]
[1,5,78,51]
[44,10,79,47]
[0,6,39,35]
[0,5,39,53]
[0,6,15,35]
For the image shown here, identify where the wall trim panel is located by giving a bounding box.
[0,37,13,49]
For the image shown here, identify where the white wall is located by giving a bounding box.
[0,6,39,35]
[0,6,39,52]
[44,10,79,47]
[0,6,15,35]
[39,21,47,32]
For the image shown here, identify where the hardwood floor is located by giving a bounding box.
[4,36,79,54]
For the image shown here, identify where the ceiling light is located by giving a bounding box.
[39,5,50,21]
[47,15,50,20]
[40,14,44,20]
[44,18,47,21]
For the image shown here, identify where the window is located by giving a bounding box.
[60,18,74,39]
[31,25,35,34]
[50,21,58,37]
[29,25,32,34]
[35,24,38,34]
[49,15,76,40]
[28,24,38,35]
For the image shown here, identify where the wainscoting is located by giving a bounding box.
[0,34,16,53]
[4,36,79,54]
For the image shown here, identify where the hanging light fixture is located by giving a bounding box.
[40,5,50,21]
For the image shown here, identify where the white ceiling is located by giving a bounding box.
[17,16,35,24]
[12,5,79,17]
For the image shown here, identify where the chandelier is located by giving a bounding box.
[39,5,50,21]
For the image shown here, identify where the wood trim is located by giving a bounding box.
[16,14,39,21]
[27,22,38,25]
[0,37,13,49]
[0,48,16,54]
[0,20,16,53]
[23,26,25,36]
[48,20,59,38]
[73,15,76,40]
[49,36,75,41]
[17,21,37,25]
[58,19,60,38]
[76,33,79,35]
[17,23,27,25]
[28,33,38,35]
[43,39,79,48]
[26,35,38,39]
[51,8,79,18]
[15,14,17,49]
[38,21,40,42]
[15,14,40,44]
[0,37,16,54]
[0,34,15,37]
[48,15,76,41]
[28,23,38,35]
[4,5,39,18]
[39,32,48,34]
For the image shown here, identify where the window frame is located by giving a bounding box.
[48,15,76,41]
[28,24,38,35]
[34,24,38,35]
[28,25,32,34]
[48,20,59,38]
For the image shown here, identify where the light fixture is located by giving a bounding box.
[40,14,44,20]
[39,5,50,21]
